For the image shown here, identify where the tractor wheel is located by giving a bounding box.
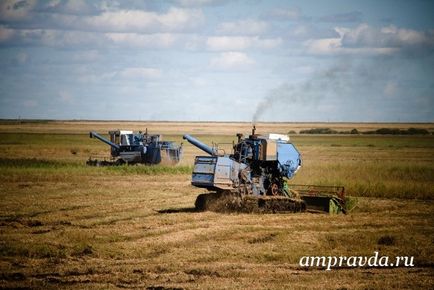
[270,183,279,196]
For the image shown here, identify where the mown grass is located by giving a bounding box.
[1,178,432,288]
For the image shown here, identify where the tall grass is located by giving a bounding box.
[0,158,192,183]
[0,133,433,199]
[290,160,434,199]
[105,164,192,175]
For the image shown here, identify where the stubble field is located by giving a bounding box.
[0,121,433,289]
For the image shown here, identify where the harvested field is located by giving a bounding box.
[0,121,433,289]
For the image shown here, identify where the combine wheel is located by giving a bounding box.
[270,183,279,196]
[194,192,223,211]
[195,193,208,211]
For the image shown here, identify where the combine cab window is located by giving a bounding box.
[121,134,130,146]
[110,132,120,145]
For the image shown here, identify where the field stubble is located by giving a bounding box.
[0,121,433,289]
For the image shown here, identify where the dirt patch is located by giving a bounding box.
[378,235,396,245]
[1,272,26,281]
[146,287,184,290]
[248,233,278,244]
[185,268,221,277]
[24,219,43,227]
[31,229,51,234]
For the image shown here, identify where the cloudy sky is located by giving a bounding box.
[0,0,433,122]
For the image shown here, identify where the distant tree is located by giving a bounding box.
[375,128,399,135]
[407,128,429,135]
[299,128,338,134]
[362,127,430,135]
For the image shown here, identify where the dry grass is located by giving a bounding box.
[0,121,433,289]
[0,174,433,289]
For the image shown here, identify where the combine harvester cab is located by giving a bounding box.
[87,129,182,166]
[183,127,347,214]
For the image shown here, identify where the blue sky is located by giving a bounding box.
[0,0,433,122]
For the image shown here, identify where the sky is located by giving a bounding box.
[0,0,433,122]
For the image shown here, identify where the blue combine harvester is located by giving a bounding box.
[183,126,346,213]
[87,129,182,166]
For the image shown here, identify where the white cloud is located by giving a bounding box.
[339,23,434,49]
[0,28,106,48]
[4,6,204,34]
[288,24,340,40]
[82,7,204,33]
[118,67,162,79]
[216,19,269,35]
[305,37,397,55]
[0,0,36,20]
[207,36,281,51]
[0,4,204,49]
[304,24,433,55]
[0,26,191,49]
[76,67,162,84]
[209,52,255,70]
[64,0,92,14]
[39,0,97,15]
[106,32,178,48]
[46,0,61,8]
[22,29,104,47]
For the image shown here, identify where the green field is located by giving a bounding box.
[0,122,433,289]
